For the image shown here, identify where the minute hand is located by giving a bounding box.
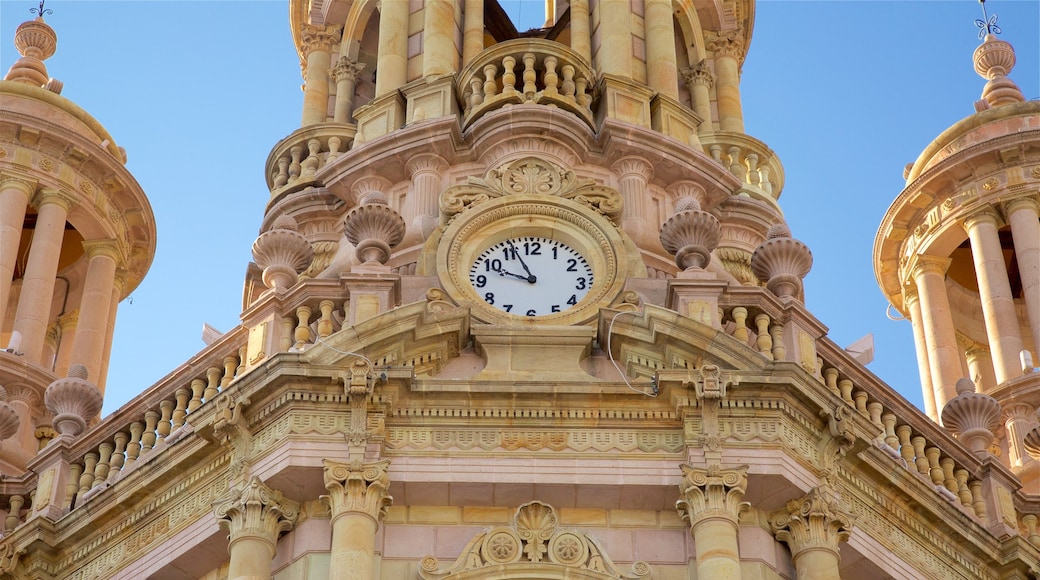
[494,268,530,282]
[509,243,537,283]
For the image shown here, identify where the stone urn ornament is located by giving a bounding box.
[659,196,721,276]
[342,191,406,268]
[751,223,813,300]
[252,215,314,291]
[44,364,103,437]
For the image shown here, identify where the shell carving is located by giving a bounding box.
[342,201,406,265]
[0,386,20,441]
[252,215,313,291]
[1023,426,1040,462]
[660,197,721,272]
[751,223,813,300]
[44,365,103,437]
[940,378,1000,457]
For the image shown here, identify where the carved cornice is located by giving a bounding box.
[212,476,299,549]
[322,458,393,522]
[676,464,749,527]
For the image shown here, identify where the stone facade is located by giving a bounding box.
[1,1,1038,579]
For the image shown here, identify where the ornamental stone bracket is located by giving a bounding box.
[684,364,738,462]
[418,501,651,579]
[212,391,253,486]
[341,358,375,457]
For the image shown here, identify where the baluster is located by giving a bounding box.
[852,390,868,417]
[273,156,289,188]
[288,145,303,184]
[188,378,205,412]
[543,56,559,96]
[5,495,23,532]
[896,425,914,466]
[482,63,498,99]
[173,388,190,429]
[867,402,884,432]
[940,458,957,494]
[156,400,174,444]
[126,421,144,464]
[318,300,335,338]
[221,355,238,388]
[140,410,160,454]
[745,153,761,186]
[328,136,342,160]
[301,138,321,176]
[560,64,576,98]
[501,56,517,95]
[1023,514,1040,548]
[910,436,928,475]
[93,442,113,486]
[204,367,221,402]
[79,453,98,497]
[759,166,773,195]
[754,314,772,359]
[295,305,313,349]
[709,144,723,163]
[823,368,839,397]
[522,53,537,98]
[969,480,987,519]
[109,432,128,481]
[925,447,943,485]
[469,75,483,109]
[731,307,749,344]
[280,316,295,352]
[575,76,589,109]
[954,469,973,508]
[66,464,83,508]
[838,378,854,405]
[769,323,785,361]
[238,345,247,376]
[882,413,899,448]
[727,146,743,178]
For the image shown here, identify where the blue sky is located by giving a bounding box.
[1,1,1037,416]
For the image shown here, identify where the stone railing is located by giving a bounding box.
[700,132,785,205]
[265,123,358,198]
[457,39,596,131]
[0,492,28,537]
[62,327,248,511]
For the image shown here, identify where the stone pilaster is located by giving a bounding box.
[676,464,749,579]
[212,476,300,580]
[323,458,393,580]
[771,485,854,580]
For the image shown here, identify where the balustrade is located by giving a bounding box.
[265,124,357,197]
[458,39,596,130]
[700,132,784,206]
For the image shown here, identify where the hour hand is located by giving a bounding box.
[494,267,530,282]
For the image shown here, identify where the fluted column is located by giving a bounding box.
[423,0,455,77]
[330,57,365,123]
[903,285,937,420]
[912,256,961,415]
[771,486,854,580]
[0,176,36,330]
[375,0,410,97]
[596,0,631,78]
[964,209,1023,383]
[300,25,342,126]
[406,153,447,230]
[12,190,72,364]
[676,464,748,580]
[462,0,484,67]
[612,157,653,231]
[1006,197,1040,361]
[682,64,714,133]
[323,459,392,580]
[569,0,591,63]
[67,241,120,389]
[1005,403,1035,467]
[705,30,745,133]
[213,477,300,580]
[644,0,678,99]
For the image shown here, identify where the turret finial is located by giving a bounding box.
[974,0,1001,39]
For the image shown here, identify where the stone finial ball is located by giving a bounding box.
[955,377,976,396]
[271,215,300,232]
[357,190,389,206]
[674,196,701,213]
[68,364,89,380]
[766,223,792,239]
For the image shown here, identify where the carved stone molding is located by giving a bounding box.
[771,485,855,560]
[419,501,651,579]
[322,458,393,522]
[676,464,749,527]
[212,476,299,549]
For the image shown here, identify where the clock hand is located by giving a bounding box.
[507,242,537,283]
[493,267,530,282]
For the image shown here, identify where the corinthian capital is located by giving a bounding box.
[705,30,746,60]
[322,458,393,521]
[676,464,749,527]
[330,56,366,83]
[771,485,854,558]
[681,61,715,88]
[300,24,343,56]
[212,476,300,548]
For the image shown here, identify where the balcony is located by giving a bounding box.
[265,123,358,200]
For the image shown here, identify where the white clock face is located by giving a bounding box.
[469,237,594,317]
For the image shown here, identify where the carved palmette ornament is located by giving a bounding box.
[419,501,651,579]
[750,223,812,300]
[252,215,314,291]
[44,364,103,437]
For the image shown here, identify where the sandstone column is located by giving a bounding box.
[963,209,1023,383]
[66,241,120,390]
[1004,403,1034,467]
[771,486,854,580]
[644,0,678,99]
[903,285,936,420]
[682,64,714,133]
[964,342,997,392]
[1006,197,1040,362]
[406,153,447,237]
[300,25,342,126]
[97,270,126,394]
[676,464,748,579]
[462,0,484,67]
[12,190,73,364]
[375,0,410,97]
[330,56,365,123]
[612,157,653,239]
[569,0,591,64]
[0,176,35,330]
[596,0,631,78]
[212,476,300,580]
[912,256,962,415]
[323,459,392,580]
[705,30,745,133]
[422,0,455,77]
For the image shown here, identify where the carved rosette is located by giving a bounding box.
[973,34,1025,107]
[941,378,1001,456]
[419,501,651,579]
[750,223,813,300]
[660,196,721,272]
[676,464,750,527]
[44,365,102,437]
[0,386,20,441]
[322,458,393,521]
[251,215,314,291]
[212,476,299,549]
[342,193,405,265]
[771,485,854,560]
